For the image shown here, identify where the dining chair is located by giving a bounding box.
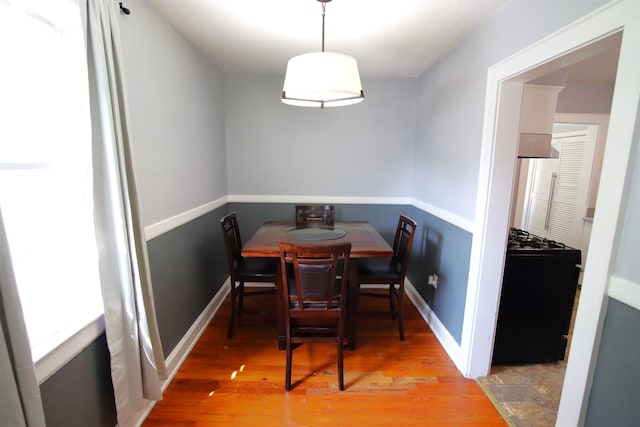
[295,204,335,228]
[357,215,417,341]
[278,241,352,391]
[220,212,278,338]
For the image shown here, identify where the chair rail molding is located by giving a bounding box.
[144,196,228,240]
[144,195,475,241]
[228,194,411,205]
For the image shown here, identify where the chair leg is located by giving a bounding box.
[397,288,405,341]
[237,281,245,312]
[389,284,396,319]
[337,339,344,391]
[285,341,292,391]
[227,282,237,338]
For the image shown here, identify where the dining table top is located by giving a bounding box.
[241,221,393,259]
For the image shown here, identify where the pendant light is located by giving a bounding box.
[281,0,364,108]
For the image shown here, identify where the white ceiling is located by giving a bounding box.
[147,0,509,78]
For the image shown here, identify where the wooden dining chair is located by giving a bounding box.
[220,212,278,338]
[295,204,335,228]
[278,241,352,391]
[357,215,417,341]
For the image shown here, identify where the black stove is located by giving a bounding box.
[493,227,582,365]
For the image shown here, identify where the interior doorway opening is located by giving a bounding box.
[463,3,640,424]
[479,34,621,425]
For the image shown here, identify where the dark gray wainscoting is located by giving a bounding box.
[408,206,472,344]
[229,202,471,344]
[147,204,230,356]
[40,334,116,427]
[585,298,640,427]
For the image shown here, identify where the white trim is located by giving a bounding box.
[34,315,105,384]
[132,280,230,427]
[144,196,228,240]
[411,198,474,232]
[608,276,640,311]
[405,280,463,371]
[228,194,411,205]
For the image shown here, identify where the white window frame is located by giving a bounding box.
[0,0,105,384]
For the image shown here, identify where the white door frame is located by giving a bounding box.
[459,0,640,425]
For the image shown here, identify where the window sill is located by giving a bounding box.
[34,314,105,384]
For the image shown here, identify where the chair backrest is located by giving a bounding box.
[295,204,335,228]
[392,215,417,277]
[220,212,242,275]
[279,242,351,318]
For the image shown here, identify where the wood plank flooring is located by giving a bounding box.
[144,289,508,426]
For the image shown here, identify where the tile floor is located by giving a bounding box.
[477,362,567,427]
[477,288,580,426]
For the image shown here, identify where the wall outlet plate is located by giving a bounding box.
[428,274,438,289]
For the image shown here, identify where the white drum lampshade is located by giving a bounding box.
[282,52,364,108]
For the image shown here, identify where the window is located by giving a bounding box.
[0,0,103,366]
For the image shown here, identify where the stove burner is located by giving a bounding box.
[508,228,567,250]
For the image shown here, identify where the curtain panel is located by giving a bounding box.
[0,207,46,427]
[82,0,167,424]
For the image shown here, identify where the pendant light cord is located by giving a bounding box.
[321,1,326,52]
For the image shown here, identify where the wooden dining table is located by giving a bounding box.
[241,221,393,350]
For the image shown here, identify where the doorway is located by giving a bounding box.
[463,2,640,425]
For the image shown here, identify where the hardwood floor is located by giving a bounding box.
[144,288,508,426]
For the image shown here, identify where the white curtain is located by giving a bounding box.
[0,207,46,427]
[82,1,167,425]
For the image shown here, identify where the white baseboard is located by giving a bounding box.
[132,280,230,427]
[404,280,463,372]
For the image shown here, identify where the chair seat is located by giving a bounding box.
[357,258,401,283]
[236,257,278,280]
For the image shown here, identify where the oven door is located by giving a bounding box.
[492,249,581,365]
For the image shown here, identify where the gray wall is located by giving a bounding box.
[585,299,640,426]
[412,0,610,221]
[40,335,116,427]
[614,128,640,283]
[224,74,417,197]
[118,0,228,227]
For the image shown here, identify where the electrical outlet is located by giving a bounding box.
[428,274,438,289]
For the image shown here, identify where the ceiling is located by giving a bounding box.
[147,0,509,78]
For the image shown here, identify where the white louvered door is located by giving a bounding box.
[526,157,558,237]
[525,129,596,249]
